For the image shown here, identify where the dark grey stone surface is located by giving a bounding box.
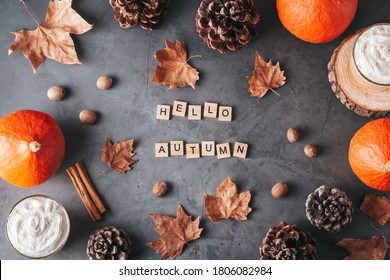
[0,0,389,260]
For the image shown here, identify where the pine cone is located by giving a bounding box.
[260,221,318,260]
[109,0,170,30]
[305,185,354,232]
[87,226,131,260]
[195,0,260,53]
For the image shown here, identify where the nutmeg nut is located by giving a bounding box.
[153,181,168,197]
[271,182,288,199]
[287,128,299,143]
[96,75,113,90]
[47,86,66,101]
[304,144,317,158]
[79,109,97,125]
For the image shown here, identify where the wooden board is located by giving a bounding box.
[328,30,390,117]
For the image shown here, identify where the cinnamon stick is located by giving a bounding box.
[66,168,98,221]
[75,161,106,214]
[66,163,104,221]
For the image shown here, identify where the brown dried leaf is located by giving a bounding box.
[337,236,389,260]
[151,39,199,90]
[204,177,252,222]
[360,193,390,226]
[9,0,93,73]
[147,205,203,260]
[101,137,137,174]
[247,52,286,99]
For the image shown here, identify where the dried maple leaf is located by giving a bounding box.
[151,39,200,90]
[9,0,93,73]
[360,193,390,226]
[204,177,252,222]
[147,205,203,260]
[101,137,138,174]
[247,52,286,99]
[337,236,389,260]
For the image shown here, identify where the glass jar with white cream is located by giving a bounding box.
[353,23,390,86]
[6,195,70,259]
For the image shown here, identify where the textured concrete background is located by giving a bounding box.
[0,0,389,260]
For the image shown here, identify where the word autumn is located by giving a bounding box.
[155,141,248,159]
[156,101,233,121]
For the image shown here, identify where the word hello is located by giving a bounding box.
[156,101,232,122]
[155,141,248,159]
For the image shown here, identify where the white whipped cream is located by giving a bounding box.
[6,196,70,258]
[354,24,390,85]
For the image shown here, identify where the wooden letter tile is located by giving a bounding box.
[216,143,231,159]
[186,143,200,159]
[170,141,184,156]
[156,105,171,120]
[188,105,202,120]
[172,100,187,117]
[203,102,218,118]
[155,143,169,158]
[201,141,215,156]
[218,106,232,122]
[233,142,248,159]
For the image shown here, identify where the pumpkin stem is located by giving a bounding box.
[29,141,42,153]
[386,161,390,173]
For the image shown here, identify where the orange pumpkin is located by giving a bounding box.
[0,110,65,188]
[349,118,390,191]
[276,0,358,43]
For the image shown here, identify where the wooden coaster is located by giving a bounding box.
[328,29,390,117]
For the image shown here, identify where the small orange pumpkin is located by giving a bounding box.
[276,0,358,43]
[348,118,390,191]
[0,110,65,188]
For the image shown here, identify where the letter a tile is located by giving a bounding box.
[155,143,169,158]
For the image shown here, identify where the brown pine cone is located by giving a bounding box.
[195,0,260,53]
[260,221,318,260]
[87,226,131,260]
[109,0,170,30]
[305,185,354,232]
